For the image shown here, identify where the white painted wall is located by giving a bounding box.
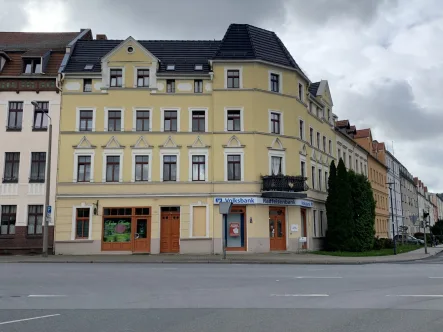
[335,131,368,176]
[385,153,403,238]
[0,91,59,228]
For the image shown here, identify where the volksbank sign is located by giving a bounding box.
[213,197,313,208]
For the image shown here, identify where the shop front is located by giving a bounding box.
[214,197,313,253]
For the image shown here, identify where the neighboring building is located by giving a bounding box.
[0,30,91,253]
[415,178,429,233]
[385,150,403,238]
[429,193,438,226]
[54,24,336,255]
[436,194,443,221]
[399,164,419,234]
[353,130,390,238]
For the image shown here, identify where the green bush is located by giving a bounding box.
[373,237,394,250]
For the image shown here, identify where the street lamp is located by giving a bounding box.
[31,101,52,257]
[387,182,397,255]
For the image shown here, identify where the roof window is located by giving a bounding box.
[194,64,203,70]
[166,64,175,71]
[84,64,94,70]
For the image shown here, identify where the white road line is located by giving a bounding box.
[295,276,343,279]
[28,295,66,298]
[386,295,443,298]
[271,294,329,297]
[0,314,60,325]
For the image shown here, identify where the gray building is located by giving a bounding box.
[385,151,403,238]
[399,164,419,234]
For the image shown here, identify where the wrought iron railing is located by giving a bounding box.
[262,175,309,192]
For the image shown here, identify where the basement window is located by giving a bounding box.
[166,64,175,71]
[194,64,203,70]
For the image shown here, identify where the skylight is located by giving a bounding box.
[166,64,175,71]
[84,64,94,70]
[195,64,203,70]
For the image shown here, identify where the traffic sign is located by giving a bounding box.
[47,205,52,214]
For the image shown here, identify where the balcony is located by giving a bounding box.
[261,174,308,199]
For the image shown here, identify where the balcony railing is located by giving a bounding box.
[262,174,309,193]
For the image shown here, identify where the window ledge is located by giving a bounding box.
[26,234,43,239]
[55,240,94,243]
[0,235,15,239]
[6,128,22,132]
[181,237,211,241]
[29,180,45,184]
[32,128,48,132]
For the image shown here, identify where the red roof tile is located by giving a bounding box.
[336,120,349,127]
[354,129,371,138]
[0,32,79,51]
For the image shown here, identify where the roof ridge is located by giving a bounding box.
[245,25,257,58]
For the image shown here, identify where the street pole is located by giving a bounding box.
[223,214,227,260]
[32,101,52,257]
[423,211,429,254]
[387,183,397,255]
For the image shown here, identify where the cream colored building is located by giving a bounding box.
[55,24,336,255]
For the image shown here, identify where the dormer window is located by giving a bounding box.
[194,64,203,71]
[166,64,175,71]
[84,64,94,70]
[23,58,41,74]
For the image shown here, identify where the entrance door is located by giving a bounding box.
[300,209,307,249]
[133,218,150,253]
[269,207,286,251]
[160,208,180,253]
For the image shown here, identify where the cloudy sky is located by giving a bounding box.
[2,0,442,191]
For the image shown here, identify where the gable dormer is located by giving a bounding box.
[101,36,159,90]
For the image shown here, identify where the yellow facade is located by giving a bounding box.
[55,37,336,254]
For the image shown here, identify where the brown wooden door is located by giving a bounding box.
[133,218,151,253]
[301,209,307,249]
[269,207,286,251]
[160,211,180,253]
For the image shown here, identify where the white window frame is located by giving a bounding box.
[132,107,152,132]
[268,109,283,135]
[298,82,304,102]
[189,203,210,238]
[108,67,125,88]
[188,149,209,182]
[71,205,93,240]
[309,126,314,146]
[300,155,306,178]
[224,148,244,181]
[133,66,150,88]
[104,107,125,132]
[188,107,208,133]
[298,117,305,140]
[317,166,322,191]
[160,107,181,132]
[224,107,244,132]
[75,107,96,132]
[160,149,180,182]
[268,150,286,175]
[224,66,243,89]
[102,150,124,183]
[268,70,283,93]
[131,149,152,182]
[311,164,316,190]
[73,149,95,183]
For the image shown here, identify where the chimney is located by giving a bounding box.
[96,34,108,40]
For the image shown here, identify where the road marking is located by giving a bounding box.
[429,277,443,279]
[271,294,329,297]
[386,295,443,298]
[0,314,60,325]
[28,295,66,298]
[295,276,343,279]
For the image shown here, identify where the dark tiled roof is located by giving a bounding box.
[213,24,302,71]
[309,82,320,96]
[0,32,80,51]
[65,39,221,73]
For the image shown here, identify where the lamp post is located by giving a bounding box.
[387,182,397,255]
[31,101,52,257]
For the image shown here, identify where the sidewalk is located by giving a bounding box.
[0,246,442,265]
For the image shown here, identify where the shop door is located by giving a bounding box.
[133,218,151,253]
[160,209,180,253]
[300,209,307,249]
[269,207,286,251]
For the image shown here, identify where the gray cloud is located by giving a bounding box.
[341,79,443,142]
[0,0,29,31]
[61,0,286,39]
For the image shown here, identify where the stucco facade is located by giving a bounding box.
[54,27,336,255]
[385,151,403,238]
[399,164,419,234]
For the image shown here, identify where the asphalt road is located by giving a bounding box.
[1,260,443,331]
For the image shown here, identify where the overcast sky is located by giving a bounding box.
[2,0,442,191]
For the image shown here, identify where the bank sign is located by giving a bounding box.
[213,197,313,208]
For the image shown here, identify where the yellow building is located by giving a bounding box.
[54,24,336,254]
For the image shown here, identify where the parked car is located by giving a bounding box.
[394,235,424,245]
